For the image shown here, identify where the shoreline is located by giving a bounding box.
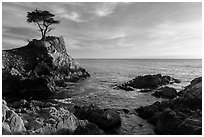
[2,74,202,135]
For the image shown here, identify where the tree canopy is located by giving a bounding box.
[27,9,60,41]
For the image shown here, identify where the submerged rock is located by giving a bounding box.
[115,74,180,91]
[2,36,90,99]
[135,77,202,135]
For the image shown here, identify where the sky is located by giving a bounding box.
[2,2,202,59]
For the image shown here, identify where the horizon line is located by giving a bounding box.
[75,58,202,60]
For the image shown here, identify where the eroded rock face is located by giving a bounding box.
[136,77,202,135]
[2,36,90,98]
[114,74,180,91]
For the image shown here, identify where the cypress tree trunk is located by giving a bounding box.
[42,26,48,42]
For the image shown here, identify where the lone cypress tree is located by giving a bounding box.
[27,9,60,41]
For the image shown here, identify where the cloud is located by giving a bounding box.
[51,6,87,22]
[59,12,85,22]
[146,20,201,47]
[94,3,118,17]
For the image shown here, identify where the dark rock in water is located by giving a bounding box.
[136,77,202,135]
[74,104,121,132]
[2,36,90,99]
[115,74,180,91]
[128,74,180,89]
[152,86,177,99]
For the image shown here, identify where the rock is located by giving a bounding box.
[3,99,100,135]
[147,112,162,125]
[54,80,67,87]
[115,74,180,91]
[74,120,104,135]
[173,78,181,83]
[184,118,202,127]
[100,110,122,131]
[136,101,161,119]
[138,123,143,127]
[2,122,12,135]
[155,108,178,134]
[9,112,26,133]
[122,109,129,114]
[177,118,202,135]
[136,77,202,135]
[152,86,177,99]
[28,119,43,131]
[21,106,82,135]
[2,36,90,99]
[2,100,26,135]
[10,100,29,108]
[74,104,121,132]
[155,108,202,135]
[190,77,202,86]
[2,100,9,122]
[38,106,79,134]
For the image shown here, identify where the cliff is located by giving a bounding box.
[2,36,90,99]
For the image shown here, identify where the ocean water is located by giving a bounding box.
[54,59,202,110]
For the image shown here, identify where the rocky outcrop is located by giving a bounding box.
[152,86,178,99]
[2,36,90,99]
[2,99,104,135]
[136,77,202,135]
[114,74,180,91]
